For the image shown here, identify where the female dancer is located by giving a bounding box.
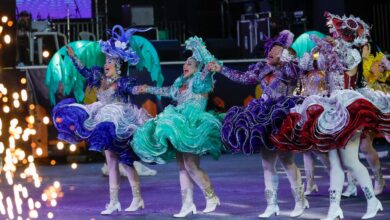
[272,13,387,219]
[51,26,153,215]
[208,30,308,218]
[292,31,331,196]
[343,41,389,197]
[132,37,223,218]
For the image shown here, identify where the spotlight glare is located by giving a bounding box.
[56,142,64,150]
[71,163,77,169]
[47,212,54,219]
[4,34,11,44]
[1,16,8,23]
[13,100,20,108]
[69,144,76,152]
[3,105,10,113]
[36,148,43,156]
[42,50,50,58]
[12,92,19,100]
[43,116,50,125]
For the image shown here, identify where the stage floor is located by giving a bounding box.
[11,153,390,219]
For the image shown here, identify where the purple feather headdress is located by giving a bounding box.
[99,25,151,65]
[264,30,294,57]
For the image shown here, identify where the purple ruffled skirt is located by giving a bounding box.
[221,96,304,154]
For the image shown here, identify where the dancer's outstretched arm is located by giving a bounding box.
[66,45,103,87]
[207,61,263,85]
[132,84,172,98]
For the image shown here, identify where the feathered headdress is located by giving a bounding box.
[324,11,370,47]
[264,30,294,57]
[99,25,151,65]
[185,36,218,68]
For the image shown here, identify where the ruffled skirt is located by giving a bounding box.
[221,96,304,154]
[52,98,150,166]
[132,103,224,164]
[272,89,390,152]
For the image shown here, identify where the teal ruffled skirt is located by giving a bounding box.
[132,103,224,164]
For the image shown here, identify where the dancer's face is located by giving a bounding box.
[267,45,283,66]
[183,58,198,78]
[361,44,371,59]
[104,57,117,78]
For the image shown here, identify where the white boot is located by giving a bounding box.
[304,165,319,196]
[290,184,309,217]
[258,188,279,218]
[101,187,121,215]
[321,189,344,220]
[133,161,157,176]
[361,186,383,219]
[173,188,197,218]
[373,169,386,196]
[101,163,108,176]
[342,172,357,197]
[305,183,318,196]
[202,186,220,213]
[125,184,144,212]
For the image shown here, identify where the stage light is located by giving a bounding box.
[29,210,38,218]
[7,20,13,27]
[53,181,60,188]
[36,148,43,156]
[71,163,77,169]
[12,92,19,100]
[20,78,27,84]
[0,142,4,154]
[56,142,64,150]
[2,97,8,102]
[50,200,57,207]
[21,89,28,101]
[0,26,3,34]
[42,50,50,58]
[69,144,76,152]
[3,105,10,113]
[41,194,48,201]
[4,34,11,44]
[34,201,41,209]
[13,100,20,108]
[10,118,18,127]
[47,212,54,219]
[1,16,8,23]
[43,116,50,125]
[29,104,35,110]
[28,115,35,124]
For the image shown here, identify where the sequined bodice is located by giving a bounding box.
[175,79,208,108]
[97,87,117,104]
[259,68,297,99]
[301,70,328,96]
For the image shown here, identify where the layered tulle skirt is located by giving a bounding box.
[221,96,304,154]
[132,102,224,164]
[272,88,390,152]
[52,98,150,166]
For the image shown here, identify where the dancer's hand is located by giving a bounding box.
[207,61,221,73]
[66,45,75,57]
[324,36,336,46]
